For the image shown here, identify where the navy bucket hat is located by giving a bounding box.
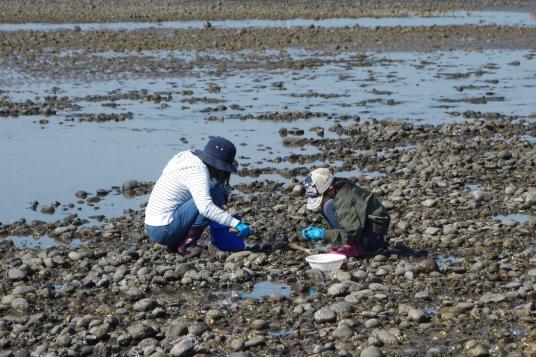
[193,136,238,173]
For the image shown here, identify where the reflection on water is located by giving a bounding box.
[436,255,464,269]
[7,234,85,249]
[0,11,535,32]
[492,214,529,223]
[237,281,293,300]
[1,49,535,223]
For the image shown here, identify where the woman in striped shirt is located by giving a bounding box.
[145,137,251,254]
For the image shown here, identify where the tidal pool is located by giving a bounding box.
[0,11,535,32]
[1,49,535,224]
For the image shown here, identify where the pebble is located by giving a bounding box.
[360,346,383,357]
[364,318,380,328]
[11,297,29,312]
[479,292,506,304]
[249,319,268,330]
[408,308,426,322]
[467,344,489,357]
[372,329,398,345]
[127,323,155,341]
[8,268,27,281]
[244,336,265,348]
[170,337,194,357]
[133,298,158,312]
[314,308,337,323]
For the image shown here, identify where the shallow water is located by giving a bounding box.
[237,281,293,299]
[0,11,535,32]
[492,214,529,223]
[466,183,482,191]
[1,49,535,224]
[7,234,84,249]
[436,255,465,269]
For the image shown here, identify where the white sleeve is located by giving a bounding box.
[184,166,239,228]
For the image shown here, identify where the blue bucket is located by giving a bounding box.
[209,221,245,252]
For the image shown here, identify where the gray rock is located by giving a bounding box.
[345,289,373,303]
[133,298,158,312]
[250,319,268,330]
[122,180,140,191]
[8,268,27,281]
[408,308,426,322]
[414,291,429,300]
[373,329,398,345]
[170,336,194,357]
[314,308,337,323]
[11,285,35,296]
[52,225,77,236]
[230,338,244,352]
[127,323,155,341]
[479,292,506,304]
[360,346,383,357]
[165,319,189,339]
[125,287,144,301]
[75,190,88,199]
[421,199,437,208]
[226,251,252,262]
[332,325,353,339]
[244,335,265,348]
[328,283,349,297]
[467,344,489,357]
[68,251,82,261]
[364,318,380,328]
[11,297,29,312]
[330,301,355,314]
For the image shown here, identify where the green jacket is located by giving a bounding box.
[323,183,390,245]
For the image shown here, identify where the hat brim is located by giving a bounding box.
[193,149,238,173]
[306,196,323,211]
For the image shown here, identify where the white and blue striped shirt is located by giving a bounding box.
[144,151,240,228]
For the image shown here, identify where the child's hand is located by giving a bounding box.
[301,226,325,241]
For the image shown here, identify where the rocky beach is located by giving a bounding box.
[0,0,535,356]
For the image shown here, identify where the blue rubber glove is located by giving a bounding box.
[234,223,252,238]
[301,226,325,241]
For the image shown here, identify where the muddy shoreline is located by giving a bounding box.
[2,26,536,59]
[0,0,533,24]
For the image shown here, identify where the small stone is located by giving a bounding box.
[75,190,88,199]
[332,325,353,339]
[314,308,337,323]
[360,346,383,357]
[244,335,265,348]
[365,318,380,328]
[373,329,398,345]
[230,338,244,352]
[467,344,489,357]
[165,320,189,339]
[250,319,268,330]
[408,308,426,322]
[11,297,29,312]
[8,268,27,281]
[122,180,140,191]
[127,323,155,341]
[133,298,158,312]
[125,287,144,301]
[421,199,437,207]
[170,336,194,357]
[479,292,506,304]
